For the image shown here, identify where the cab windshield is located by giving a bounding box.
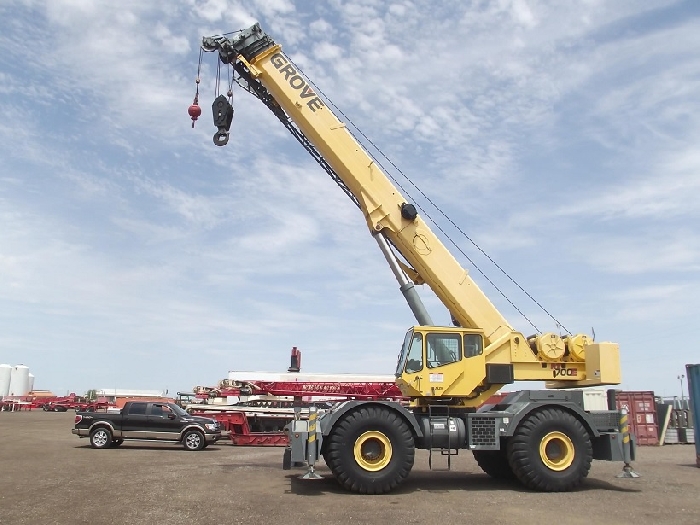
[395,329,424,376]
[395,330,414,376]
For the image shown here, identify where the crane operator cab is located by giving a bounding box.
[395,327,501,406]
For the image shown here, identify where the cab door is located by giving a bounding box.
[422,332,464,396]
[397,330,486,398]
[122,402,149,438]
[147,403,180,440]
[396,331,425,397]
[398,331,464,397]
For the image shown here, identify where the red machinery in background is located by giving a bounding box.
[195,379,404,401]
[1,393,114,412]
[188,347,406,446]
[40,394,113,412]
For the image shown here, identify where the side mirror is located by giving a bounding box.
[167,413,176,420]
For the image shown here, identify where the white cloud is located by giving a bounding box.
[313,41,343,61]
[192,0,232,23]
[584,232,700,274]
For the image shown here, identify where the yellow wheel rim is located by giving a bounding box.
[539,431,575,471]
[353,431,393,472]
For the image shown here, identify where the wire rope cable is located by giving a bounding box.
[285,58,570,335]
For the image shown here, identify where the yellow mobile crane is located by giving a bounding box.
[200,24,633,494]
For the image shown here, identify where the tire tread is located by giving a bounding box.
[473,447,515,479]
[507,407,592,492]
[326,406,414,494]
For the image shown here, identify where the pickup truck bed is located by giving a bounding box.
[72,401,221,450]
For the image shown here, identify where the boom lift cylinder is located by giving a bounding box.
[373,232,434,326]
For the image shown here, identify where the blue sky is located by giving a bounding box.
[0,0,698,398]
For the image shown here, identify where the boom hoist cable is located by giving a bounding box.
[190,31,569,336]
[286,58,570,336]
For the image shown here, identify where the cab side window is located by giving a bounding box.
[128,403,147,415]
[464,334,484,358]
[426,333,461,368]
[150,404,173,417]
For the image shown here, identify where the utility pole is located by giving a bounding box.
[678,374,686,402]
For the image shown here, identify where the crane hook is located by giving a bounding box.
[212,94,234,146]
[213,130,230,146]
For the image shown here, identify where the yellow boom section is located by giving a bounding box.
[246,46,512,347]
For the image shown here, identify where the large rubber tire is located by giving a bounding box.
[324,406,415,494]
[89,427,112,449]
[507,407,592,492]
[182,430,206,451]
[473,447,515,479]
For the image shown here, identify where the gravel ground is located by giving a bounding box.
[0,410,698,525]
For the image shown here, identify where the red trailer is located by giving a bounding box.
[189,377,408,446]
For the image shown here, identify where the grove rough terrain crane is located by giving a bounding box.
[199,24,633,494]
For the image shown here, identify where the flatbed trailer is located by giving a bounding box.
[189,375,407,446]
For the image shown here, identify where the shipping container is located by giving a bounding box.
[615,391,659,446]
[686,364,700,466]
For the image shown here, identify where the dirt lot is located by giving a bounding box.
[0,411,697,525]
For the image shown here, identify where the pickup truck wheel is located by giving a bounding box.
[325,406,415,494]
[90,427,112,449]
[183,430,205,451]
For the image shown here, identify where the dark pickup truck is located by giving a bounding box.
[72,401,222,450]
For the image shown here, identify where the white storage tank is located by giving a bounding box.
[0,364,11,397]
[28,373,35,393]
[8,365,30,396]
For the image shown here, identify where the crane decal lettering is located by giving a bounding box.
[551,363,578,378]
[270,53,326,112]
